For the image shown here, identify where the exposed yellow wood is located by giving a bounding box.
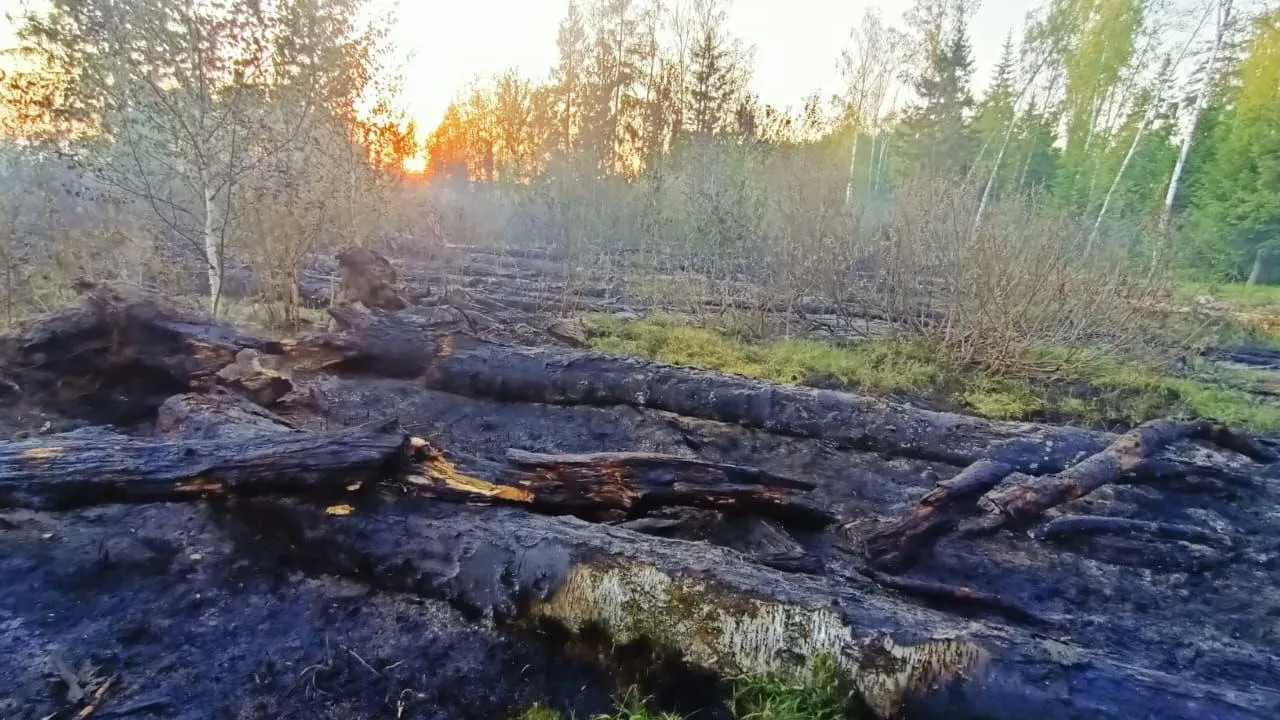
[530,561,987,719]
[407,450,533,503]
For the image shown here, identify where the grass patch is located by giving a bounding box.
[585,314,1280,433]
[514,655,859,720]
[586,314,939,395]
[1180,281,1280,312]
[730,654,861,720]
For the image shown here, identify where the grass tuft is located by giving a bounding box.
[514,654,859,720]
[730,654,861,720]
[516,706,566,720]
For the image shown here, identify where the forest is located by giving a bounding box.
[3,1,1280,720]
[421,0,1279,284]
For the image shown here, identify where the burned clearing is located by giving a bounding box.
[2,248,1280,720]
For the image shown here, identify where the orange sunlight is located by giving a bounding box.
[402,154,428,174]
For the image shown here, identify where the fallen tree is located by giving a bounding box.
[0,420,406,511]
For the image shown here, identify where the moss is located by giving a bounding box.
[585,315,1280,433]
[960,377,1043,420]
[584,314,939,394]
[1051,354,1280,432]
[515,706,566,720]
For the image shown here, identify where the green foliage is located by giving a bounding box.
[895,0,977,177]
[1184,10,1280,280]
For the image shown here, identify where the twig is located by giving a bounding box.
[1030,515,1232,548]
[859,568,1054,627]
[73,675,116,720]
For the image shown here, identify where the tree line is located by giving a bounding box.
[426,0,1280,282]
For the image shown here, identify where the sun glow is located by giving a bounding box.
[402,154,427,174]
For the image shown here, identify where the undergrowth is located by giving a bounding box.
[585,314,1280,433]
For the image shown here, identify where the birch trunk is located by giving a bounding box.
[203,185,223,316]
[1090,112,1151,249]
[1163,0,1232,223]
[844,128,860,209]
[1248,247,1267,286]
[975,113,1017,230]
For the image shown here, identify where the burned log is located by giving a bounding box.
[233,495,1280,720]
[300,309,1067,462]
[0,420,407,510]
[1030,514,1233,548]
[147,389,833,530]
[495,449,833,527]
[301,310,1264,482]
[971,419,1275,531]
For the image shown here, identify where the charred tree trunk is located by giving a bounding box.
[0,282,279,423]
[231,495,1280,720]
[0,420,408,511]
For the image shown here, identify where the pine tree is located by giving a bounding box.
[897,0,976,176]
[689,25,731,134]
[1186,9,1280,280]
[551,2,588,155]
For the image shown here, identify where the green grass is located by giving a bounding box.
[1180,281,1280,312]
[729,654,860,720]
[584,314,1280,433]
[515,655,860,720]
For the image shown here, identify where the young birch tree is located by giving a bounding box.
[22,0,276,313]
[838,9,902,208]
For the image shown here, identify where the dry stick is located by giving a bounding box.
[970,419,1275,534]
[862,459,1017,570]
[858,567,1053,627]
[1031,515,1232,549]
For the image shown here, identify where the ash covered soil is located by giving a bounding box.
[4,249,1280,719]
[0,501,620,719]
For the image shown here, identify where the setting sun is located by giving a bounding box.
[401,154,427,174]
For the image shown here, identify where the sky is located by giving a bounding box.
[385,0,1041,133]
[2,0,1042,133]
